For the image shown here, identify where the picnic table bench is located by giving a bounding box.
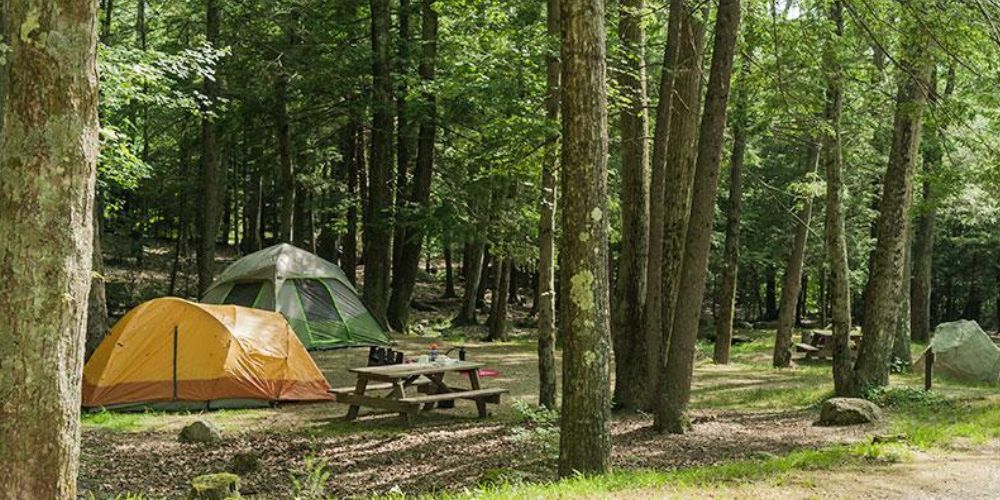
[331,361,507,425]
[795,329,862,360]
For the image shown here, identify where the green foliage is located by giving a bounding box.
[509,399,560,459]
[290,456,331,500]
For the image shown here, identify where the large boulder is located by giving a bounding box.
[188,473,240,499]
[816,397,883,426]
[179,420,222,444]
[914,320,1000,385]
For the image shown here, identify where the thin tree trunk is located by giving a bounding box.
[854,14,932,394]
[611,0,650,411]
[392,0,414,274]
[764,266,778,320]
[443,242,458,298]
[714,45,750,365]
[488,258,512,341]
[558,0,612,476]
[892,230,913,368]
[276,68,295,243]
[455,240,486,325]
[86,201,109,361]
[537,0,560,410]
[774,144,820,368]
[645,0,705,397]
[342,121,362,286]
[387,0,438,331]
[101,0,114,43]
[363,0,395,325]
[196,0,223,295]
[654,0,740,434]
[0,0,100,493]
[911,66,953,343]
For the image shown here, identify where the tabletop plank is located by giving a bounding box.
[349,361,484,379]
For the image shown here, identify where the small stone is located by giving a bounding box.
[179,420,222,443]
[188,473,240,499]
[816,397,883,426]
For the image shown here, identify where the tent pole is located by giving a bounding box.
[173,325,179,400]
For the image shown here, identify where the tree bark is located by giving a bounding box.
[611,0,650,411]
[455,240,486,325]
[86,202,109,361]
[854,15,932,394]
[774,144,820,368]
[392,0,415,275]
[536,0,560,410]
[341,120,362,286]
[764,265,778,320]
[387,0,438,331]
[558,0,612,476]
[714,47,750,365]
[276,66,295,243]
[645,0,706,398]
[488,257,512,341]
[892,230,913,368]
[443,243,458,298]
[911,66,953,343]
[363,0,395,325]
[196,0,223,295]
[0,0,100,494]
[821,0,854,397]
[654,0,740,434]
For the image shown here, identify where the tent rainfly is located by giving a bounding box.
[83,298,334,410]
[202,243,390,350]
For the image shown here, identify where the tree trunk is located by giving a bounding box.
[363,0,395,326]
[797,274,808,326]
[774,144,820,368]
[101,0,114,43]
[488,258,512,341]
[714,46,750,365]
[387,0,438,331]
[341,121,362,286]
[821,0,853,397]
[892,231,913,368]
[443,243,458,298]
[392,0,414,275]
[645,0,706,398]
[0,0,100,493]
[611,0,650,411]
[654,0,740,434]
[455,241,486,325]
[276,67,295,244]
[86,202,109,361]
[764,266,778,320]
[536,0,561,411]
[854,15,932,394]
[196,0,223,296]
[558,0,612,476]
[911,66,953,343]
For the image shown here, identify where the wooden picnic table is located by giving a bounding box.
[331,361,508,425]
[797,329,862,360]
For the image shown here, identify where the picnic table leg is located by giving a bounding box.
[468,369,488,418]
[345,377,368,421]
[391,380,415,421]
[427,373,454,410]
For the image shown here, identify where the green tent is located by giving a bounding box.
[202,243,389,350]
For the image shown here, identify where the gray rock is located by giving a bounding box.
[179,419,222,443]
[817,397,883,426]
[188,473,240,499]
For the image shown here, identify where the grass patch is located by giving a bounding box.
[875,387,1000,448]
[429,443,903,499]
[81,410,149,432]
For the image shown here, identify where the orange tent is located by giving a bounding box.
[83,298,333,409]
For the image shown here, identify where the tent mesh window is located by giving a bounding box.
[294,279,343,323]
[223,282,263,307]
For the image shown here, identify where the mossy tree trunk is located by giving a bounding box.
[557,0,612,476]
[197,0,223,295]
[0,0,100,495]
[854,12,932,394]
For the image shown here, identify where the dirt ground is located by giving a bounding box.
[616,441,1000,499]
[79,243,1000,498]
